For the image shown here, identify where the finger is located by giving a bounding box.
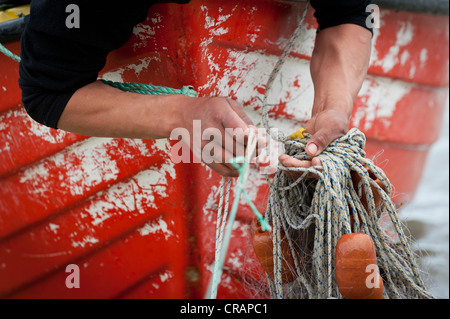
[209,162,240,178]
[279,154,321,180]
[279,154,312,169]
[311,157,322,167]
[279,154,312,180]
[224,126,247,157]
[226,99,254,127]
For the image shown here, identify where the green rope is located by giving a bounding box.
[100,79,198,98]
[206,155,271,299]
[0,42,21,62]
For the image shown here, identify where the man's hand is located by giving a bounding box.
[279,23,372,174]
[303,108,349,157]
[178,96,264,177]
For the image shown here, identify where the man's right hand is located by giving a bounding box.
[178,96,264,177]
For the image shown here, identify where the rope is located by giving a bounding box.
[267,129,434,299]
[253,1,434,299]
[100,79,198,98]
[0,42,21,62]
[206,129,271,299]
[209,0,434,299]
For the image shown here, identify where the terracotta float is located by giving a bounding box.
[335,233,384,299]
[250,217,298,284]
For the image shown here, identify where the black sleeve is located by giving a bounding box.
[18,0,190,129]
[310,0,373,34]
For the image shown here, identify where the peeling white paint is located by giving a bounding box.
[420,48,428,67]
[203,185,220,223]
[160,270,174,282]
[212,50,314,122]
[0,108,69,144]
[48,223,60,234]
[354,76,412,130]
[138,217,173,240]
[100,56,161,83]
[228,249,244,269]
[77,139,176,226]
[72,236,99,248]
[200,5,231,38]
[19,138,122,197]
[133,23,156,40]
[375,21,414,73]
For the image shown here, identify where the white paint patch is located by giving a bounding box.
[100,56,161,83]
[210,27,229,36]
[203,185,220,223]
[228,249,244,269]
[200,5,230,38]
[400,50,410,66]
[133,23,156,40]
[85,201,116,227]
[19,138,121,197]
[160,270,174,283]
[420,48,428,67]
[375,21,414,72]
[48,223,60,234]
[138,217,173,240]
[77,139,176,226]
[72,236,99,248]
[64,139,121,196]
[0,108,69,144]
[354,76,412,130]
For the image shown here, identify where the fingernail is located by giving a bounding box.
[306,143,318,156]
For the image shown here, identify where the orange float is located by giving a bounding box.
[250,217,298,284]
[335,233,384,299]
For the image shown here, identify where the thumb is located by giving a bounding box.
[305,128,340,157]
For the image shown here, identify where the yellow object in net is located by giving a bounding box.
[290,127,306,140]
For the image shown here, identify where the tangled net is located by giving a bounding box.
[210,0,434,299]
[262,128,434,299]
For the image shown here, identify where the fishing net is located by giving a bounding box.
[211,1,435,299]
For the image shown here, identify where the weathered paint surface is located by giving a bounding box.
[0,0,448,298]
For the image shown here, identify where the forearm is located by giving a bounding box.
[57,80,188,139]
[310,24,372,118]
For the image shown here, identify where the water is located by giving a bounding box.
[400,99,449,299]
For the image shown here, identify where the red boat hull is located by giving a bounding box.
[0,0,448,298]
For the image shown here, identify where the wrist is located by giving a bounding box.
[133,94,189,140]
[312,93,354,118]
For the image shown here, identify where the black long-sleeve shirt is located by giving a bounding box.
[18,0,372,129]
